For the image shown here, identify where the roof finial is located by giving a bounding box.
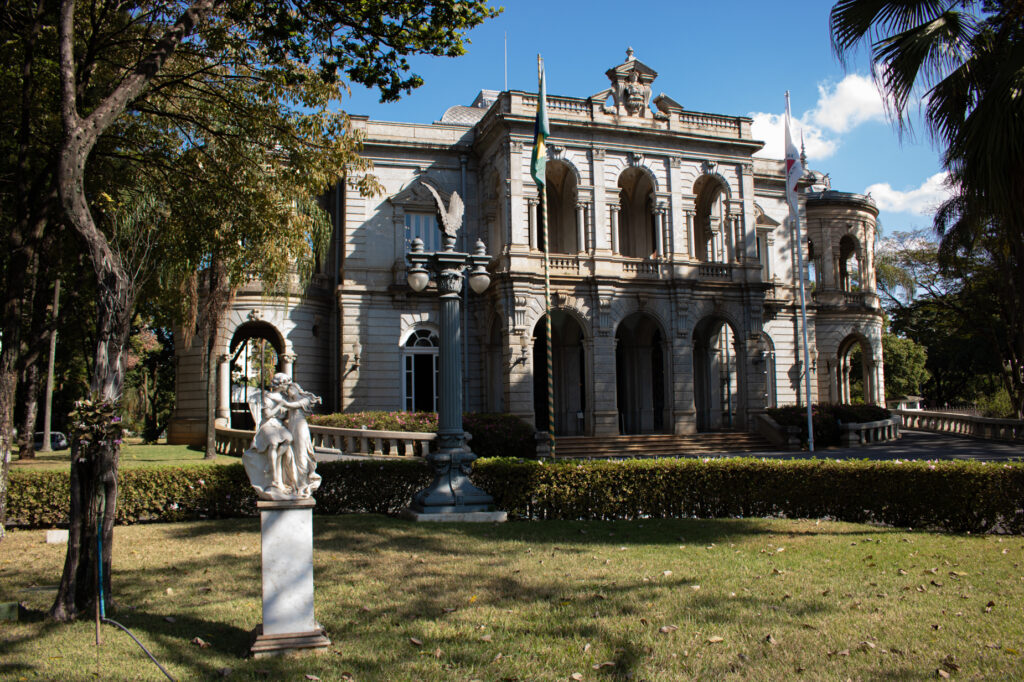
[800,130,808,169]
[626,46,634,61]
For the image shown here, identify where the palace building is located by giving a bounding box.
[168,51,885,445]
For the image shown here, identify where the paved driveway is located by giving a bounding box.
[748,429,1024,462]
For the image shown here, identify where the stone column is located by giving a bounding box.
[652,205,663,257]
[591,333,619,435]
[281,352,297,378]
[685,210,695,259]
[577,204,585,254]
[217,354,231,426]
[733,215,744,263]
[527,197,538,250]
[610,204,620,254]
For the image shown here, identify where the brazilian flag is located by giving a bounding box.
[530,59,549,188]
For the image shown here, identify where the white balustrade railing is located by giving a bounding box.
[622,260,660,276]
[839,418,901,446]
[895,409,1024,442]
[215,425,436,458]
[549,256,580,272]
[698,263,731,279]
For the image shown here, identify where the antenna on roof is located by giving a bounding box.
[504,32,508,91]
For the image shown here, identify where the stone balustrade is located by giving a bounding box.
[215,425,436,458]
[839,418,901,446]
[698,263,731,279]
[896,409,1024,442]
[622,259,660,276]
[548,256,580,272]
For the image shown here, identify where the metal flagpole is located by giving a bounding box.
[538,57,555,457]
[786,91,815,452]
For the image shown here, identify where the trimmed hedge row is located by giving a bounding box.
[309,411,536,459]
[767,404,892,447]
[9,457,1024,534]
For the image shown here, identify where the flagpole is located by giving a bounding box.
[537,55,556,457]
[786,91,815,452]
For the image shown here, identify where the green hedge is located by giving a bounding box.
[309,411,536,459]
[767,404,892,447]
[9,457,1024,534]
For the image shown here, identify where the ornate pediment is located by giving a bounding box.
[388,177,451,210]
[605,47,658,118]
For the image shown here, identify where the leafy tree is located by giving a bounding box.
[881,333,929,399]
[831,0,1024,417]
[6,0,498,620]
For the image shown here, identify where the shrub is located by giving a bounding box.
[9,457,1024,535]
[309,411,536,458]
[767,404,892,447]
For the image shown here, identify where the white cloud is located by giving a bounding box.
[864,172,953,216]
[750,73,885,160]
[809,73,885,133]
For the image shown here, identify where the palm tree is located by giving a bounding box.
[830,0,1024,417]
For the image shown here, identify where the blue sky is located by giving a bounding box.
[341,0,950,235]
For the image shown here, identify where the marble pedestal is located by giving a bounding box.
[250,499,330,658]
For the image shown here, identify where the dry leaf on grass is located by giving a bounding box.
[570,673,584,681]
[409,637,423,647]
[659,625,679,634]
[937,670,950,679]
[217,668,232,677]
[191,637,211,648]
[164,616,176,623]
[592,661,615,669]
[304,675,320,681]
[764,635,777,645]
[480,634,492,642]
[707,636,724,644]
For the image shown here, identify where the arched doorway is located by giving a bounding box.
[615,313,669,434]
[228,321,285,429]
[485,320,505,413]
[532,311,586,435]
[617,168,656,258]
[836,334,875,404]
[536,160,579,253]
[693,175,729,262]
[693,316,745,431]
[402,328,439,412]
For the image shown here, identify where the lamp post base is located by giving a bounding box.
[408,447,501,515]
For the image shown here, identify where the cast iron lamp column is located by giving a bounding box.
[406,234,494,513]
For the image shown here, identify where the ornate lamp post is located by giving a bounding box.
[405,190,496,515]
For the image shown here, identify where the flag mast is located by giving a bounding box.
[785,91,815,452]
[532,55,555,457]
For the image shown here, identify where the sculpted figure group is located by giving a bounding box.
[242,373,323,500]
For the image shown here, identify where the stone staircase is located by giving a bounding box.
[549,432,776,459]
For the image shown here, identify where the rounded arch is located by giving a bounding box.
[838,234,862,291]
[400,324,440,412]
[532,309,588,436]
[692,173,732,263]
[835,331,877,405]
[399,322,440,347]
[615,311,671,434]
[692,314,747,432]
[540,159,582,254]
[759,332,778,408]
[227,320,286,429]
[617,166,658,258]
[522,301,592,343]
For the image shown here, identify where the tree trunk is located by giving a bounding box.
[16,363,41,458]
[203,259,228,459]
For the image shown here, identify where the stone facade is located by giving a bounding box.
[168,52,884,445]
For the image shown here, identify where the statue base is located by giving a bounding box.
[408,447,502,515]
[251,499,330,658]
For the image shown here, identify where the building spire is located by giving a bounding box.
[800,131,808,170]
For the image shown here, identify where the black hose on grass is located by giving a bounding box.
[98,483,176,682]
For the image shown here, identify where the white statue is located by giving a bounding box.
[242,373,323,500]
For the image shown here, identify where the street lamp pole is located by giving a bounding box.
[406,229,495,514]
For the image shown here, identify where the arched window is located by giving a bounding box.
[402,329,439,412]
[838,235,861,291]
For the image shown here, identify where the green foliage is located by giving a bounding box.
[309,411,536,459]
[767,404,892,447]
[882,333,929,399]
[68,399,124,455]
[9,457,1024,534]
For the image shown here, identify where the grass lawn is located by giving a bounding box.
[10,442,237,471]
[2,516,1023,681]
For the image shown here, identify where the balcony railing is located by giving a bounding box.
[622,260,660,276]
[698,263,731,280]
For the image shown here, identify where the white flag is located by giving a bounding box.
[784,92,803,210]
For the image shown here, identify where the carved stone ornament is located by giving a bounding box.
[591,147,606,161]
[247,309,263,322]
[605,48,657,118]
[243,373,323,501]
[548,144,565,160]
[701,159,718,176]
[627,151,644,167]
